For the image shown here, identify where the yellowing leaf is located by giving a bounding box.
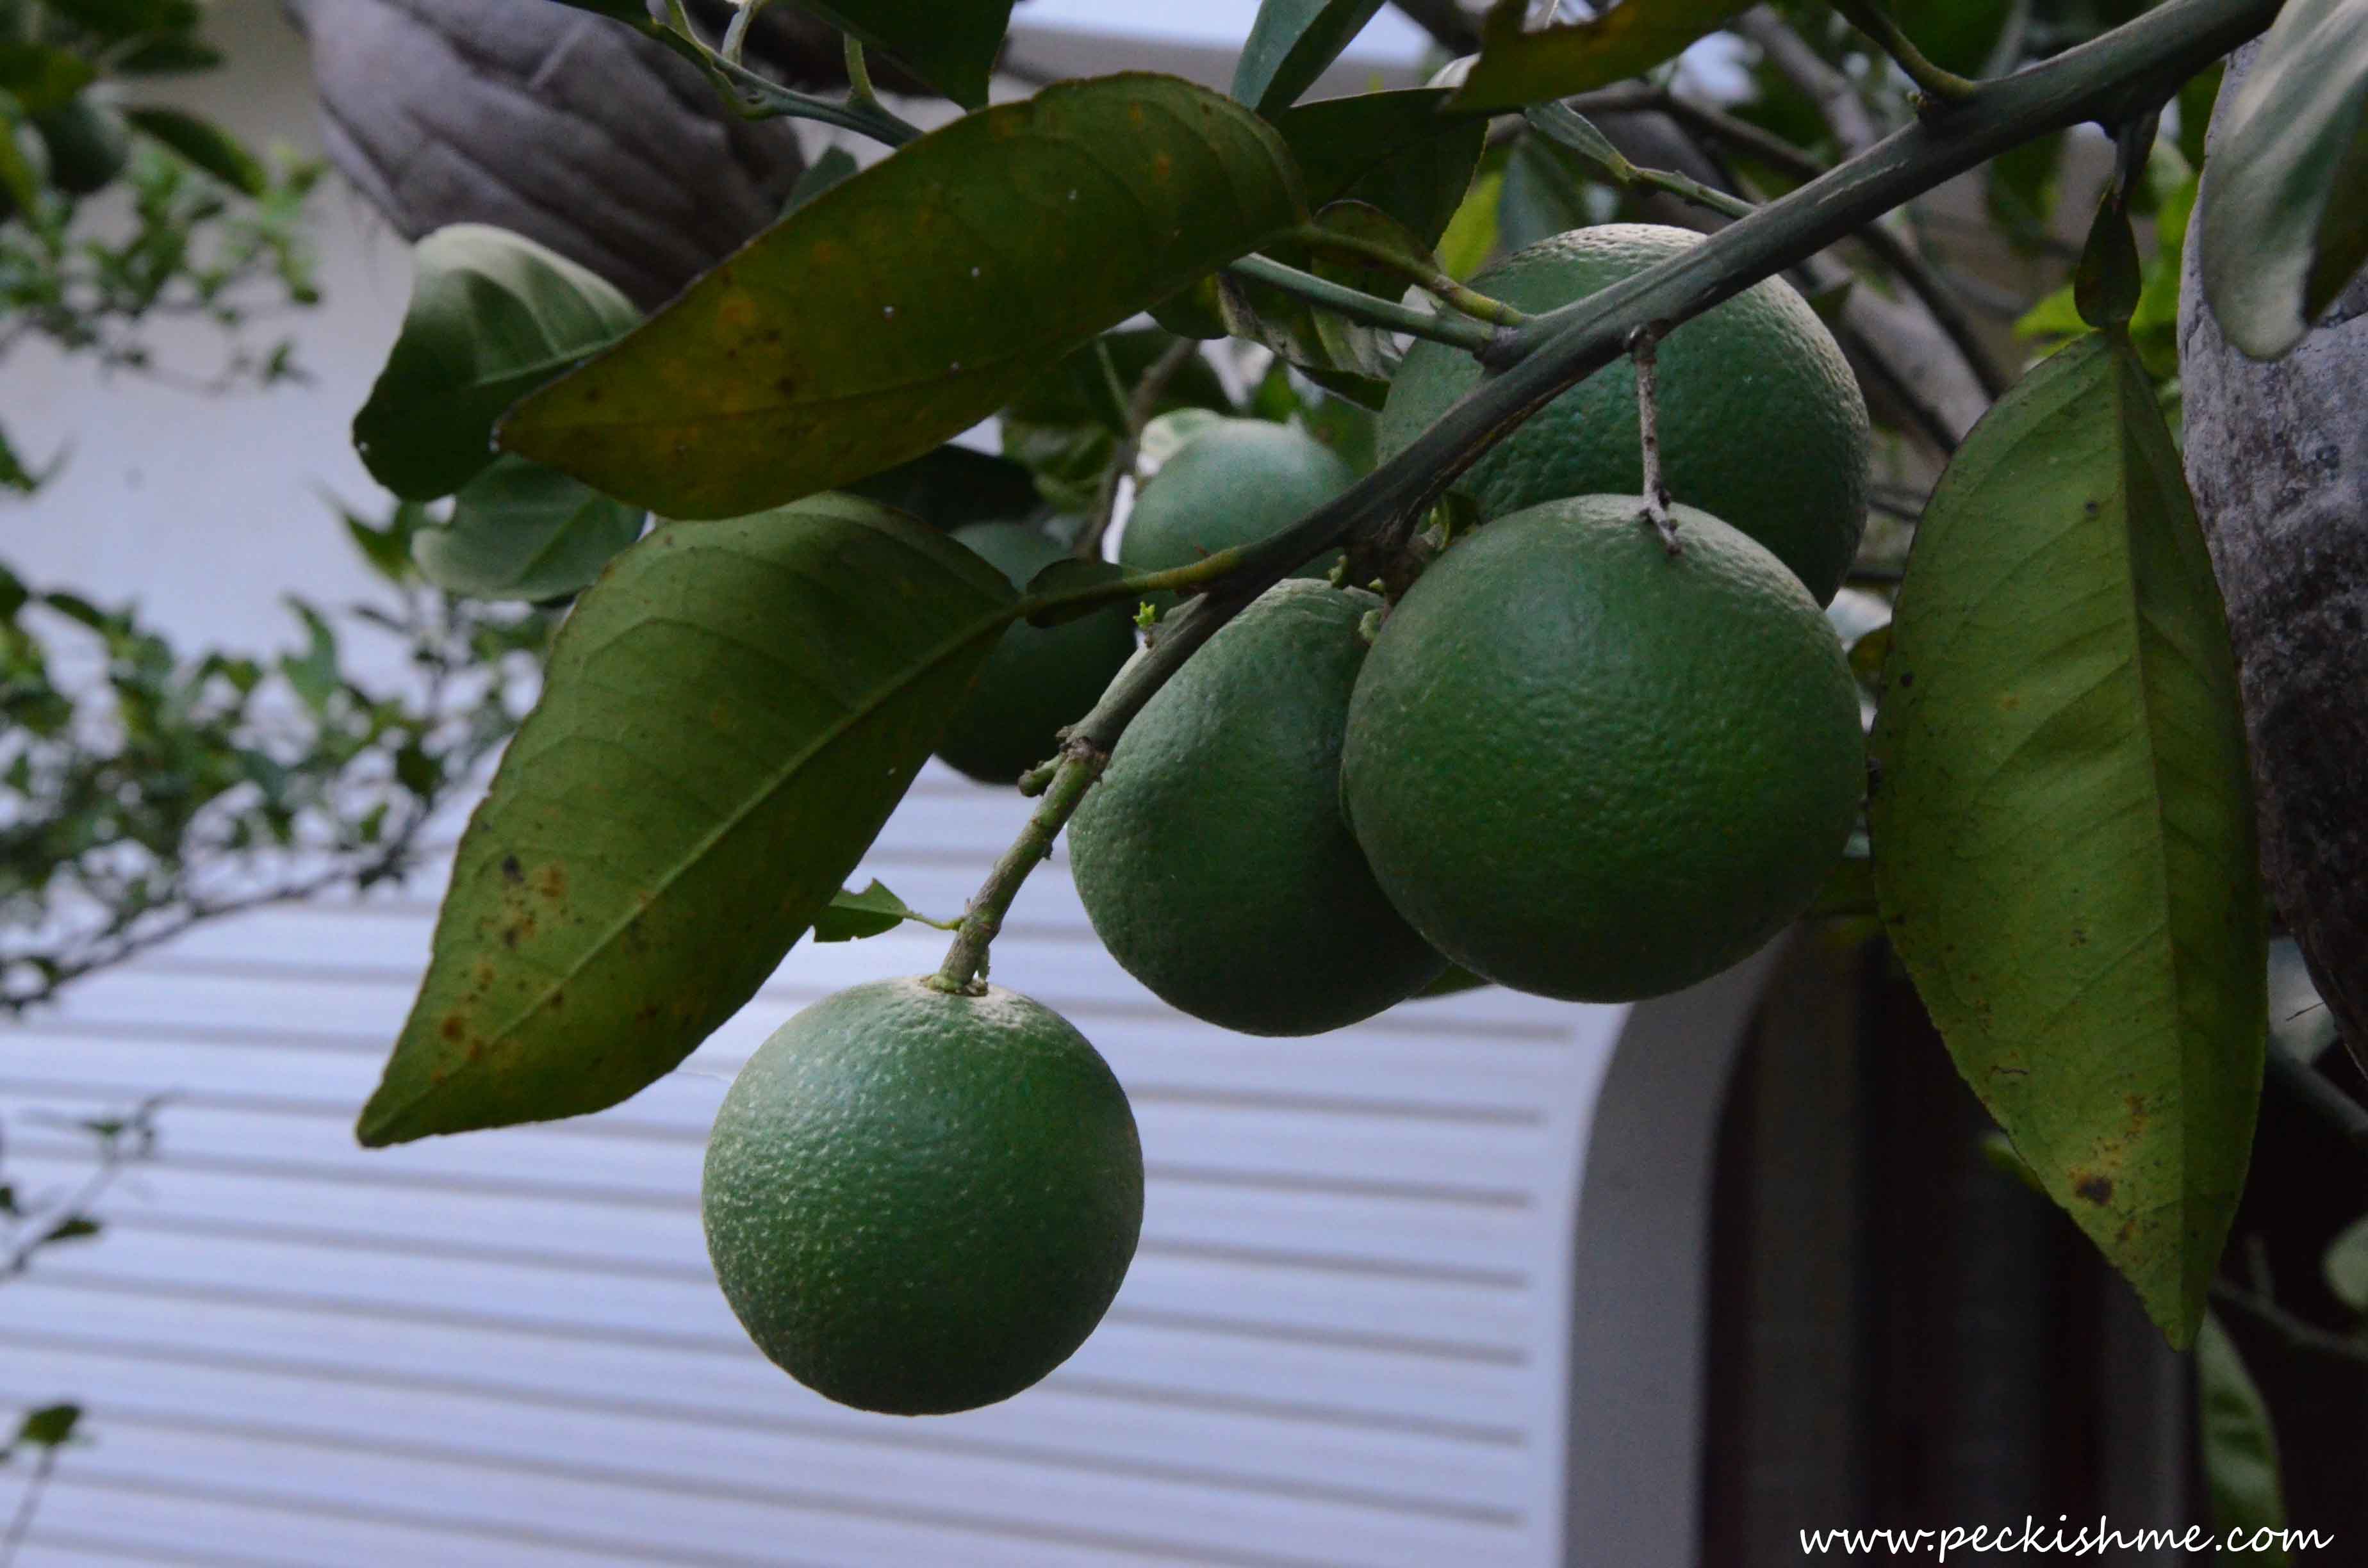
[1870,333,2265,1347]
[356,498,1016,1145]
[501,75,1306,520]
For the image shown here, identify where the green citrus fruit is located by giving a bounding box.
[1118,418,1355,589]
[1378,224,1871,604]
[933,521,1137,785]
[1340,496,1864,1002]
[34,99,129,195]
[1069,579,1446,1035]
[702,977,1144,1416]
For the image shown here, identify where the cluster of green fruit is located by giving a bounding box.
[703,225,1874,1418]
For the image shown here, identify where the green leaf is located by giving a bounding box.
[2325,1213,2368,1312]
[1217,200,1414,382]
[121,106,263,194]
[1271,88,1488,250]
[2197,0,2368,359]
[354,225,639,502]
[1868,332,2265,1348]
[411,457,646,602]
[1523,99,1638,184]
[812,879,951,942]
[500,75,1305,520]
[2075,194,2142,331]
[40,1215,100,1245]
[1449,0,1748,113]
[784,145,858,213]
[45,0,203,36]
[787,0,1014,109]
[1233,0,1387,115]
[839,443,1040,528]
[13,1405,79,1451]
[2196,1316,2289,1566]
[355,497,1017,1145]
[1435,147,1506,280]
[0,44,95,114]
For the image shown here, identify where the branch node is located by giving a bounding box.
[1629,323,1682,554]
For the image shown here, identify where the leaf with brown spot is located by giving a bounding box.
[1447,0,1748,113]
[1870,332,2265,1348]
[500,74,1306,519]
[356,496,1017,1145]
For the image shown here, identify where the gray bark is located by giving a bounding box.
[281,0,809,307]
[2180,42,2368,1074]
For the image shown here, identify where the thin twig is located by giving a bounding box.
[2210,1280,2368,1367]
[931,745,1108,992]
[1629,324,1681,553]
[2265,1049,2368,1159]
[0,1449,56,1567]
[1833,0,1984,104]
[720,0,771,64]
[1289,225,1532,327]
[1227,256,1501,354]
[1077,338,1199,561]
[1738,7,1883,156]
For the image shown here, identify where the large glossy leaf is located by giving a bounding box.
[355,497,1017,1146]
[2198,0,2368,359]
[501,75,1304,520]
[354,225,639,502]
[1233,0,1387,114]
[1272,88,1488,250]
[1869,332,2265,1348]
[789,0,1015,110]
[410,457,647,602]
[1449,0,1747,112]
[2196,1317,2290,1565]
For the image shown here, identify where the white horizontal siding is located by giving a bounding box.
[1,766,1635,1567]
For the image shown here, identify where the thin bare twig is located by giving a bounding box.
[1629,323,1682,552]
[1076,337,1199,560]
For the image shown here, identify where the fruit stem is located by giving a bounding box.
[931,744,1110,993]
[1226,256,1502,355]
[1628,323,1682,555]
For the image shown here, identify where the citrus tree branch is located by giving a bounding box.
[932,747,1108,992]
[931,0,2281,981]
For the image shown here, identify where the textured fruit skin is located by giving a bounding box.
[1117,418,1354,584]
[702,978,1144,1416]
[1069,580,1447,1034]
[1378,224,1871,605]
[933,521,1137,784]
[1341,497,1864,1002]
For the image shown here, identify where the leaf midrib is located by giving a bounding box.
[380,533,1017,1131]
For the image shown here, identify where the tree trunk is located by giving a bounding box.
[2180,42,2368,1075]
